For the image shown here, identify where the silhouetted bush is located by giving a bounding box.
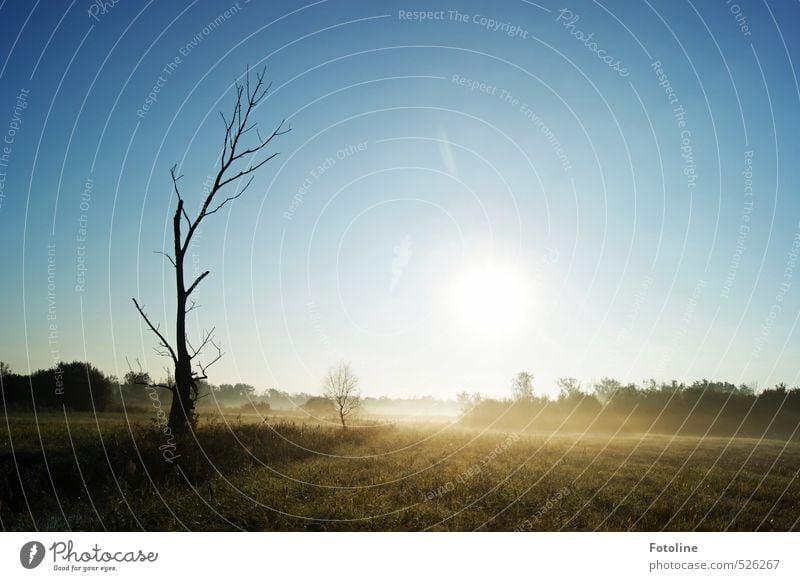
[1,361,113,411]
[302,396,336,415]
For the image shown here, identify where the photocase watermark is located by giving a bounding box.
[390,234,412,292]
[751,222,800,359]
[449,10,529,39]
[721,150,754,299]
[284,141,368,220]
[136,56,181,120]
[423,463,482,501]
[397,9,529,39]
[725,0,752,37]
[45,244,65,398]
[307,299,337,362]
[41,540,158,573]
[145,385,181,464]
[74,176,93,293]
[451,73,500,97]
[177,1,248,58]
[423,433,520,501]
[0,87,29,212]
[514,486,572,531]
[556,9,628,77]
[19,541,46,569]
[651,59,697,193]
[87,0,122,23]
[607,274,654,363]
[189,176,212,283]
[510,95,572,172]
[137,2,247,119]
[655,278,707,378]
[652,59,680,107]
[451,74,572,172]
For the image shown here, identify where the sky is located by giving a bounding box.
[0,0,799,399]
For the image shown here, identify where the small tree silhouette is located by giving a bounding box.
[556,377,582,400]
[593,377,622,404]
[511,371,534,401]
[323,363,361,430]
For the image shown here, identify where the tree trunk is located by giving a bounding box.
[134,69,286,436]
[168,203,194,435]
[168,359,194,434]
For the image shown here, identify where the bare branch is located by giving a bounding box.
[153,250,176,268]
[153,345,173,359]
[203,190,245,217]
[132,298,178,365]
[216,151,280,190]
[195,338,223,380]
[124,357,174,392]
[169,166,192,230]
[124,356,138,374]
[180,67,289,256]
[185,336,196,356]
[186,270,210,297]
[202,175,256,217]
[169,166,183,196]
[188,327,216,360]
[229,119,288,164]
[220,111,234,168]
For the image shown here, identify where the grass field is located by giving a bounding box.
[1,411,798,531]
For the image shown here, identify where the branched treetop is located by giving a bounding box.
[134,67,288,378]
[173,66,290,268]
[324,363,362,419]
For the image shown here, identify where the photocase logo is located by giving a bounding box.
[20,541,45,569]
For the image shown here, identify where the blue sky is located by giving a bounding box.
[0,0,798,398]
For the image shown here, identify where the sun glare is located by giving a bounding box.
[451,265,529,335]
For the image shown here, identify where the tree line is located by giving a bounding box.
[4,360,797,439]
[0,361,114,411]
[0,362,311,413]
[460,373,800,440]
[1,361,421,426]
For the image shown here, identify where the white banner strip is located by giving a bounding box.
[1,532,797,580]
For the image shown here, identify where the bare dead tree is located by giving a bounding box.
[133,66,289,434]
[323,363,361,430]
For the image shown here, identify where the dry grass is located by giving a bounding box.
[1,411,798,531]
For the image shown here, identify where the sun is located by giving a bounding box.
[451,264,529,335]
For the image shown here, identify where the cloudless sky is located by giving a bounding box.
[1,0,799,398]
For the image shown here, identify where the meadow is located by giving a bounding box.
[1,410,798,531]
